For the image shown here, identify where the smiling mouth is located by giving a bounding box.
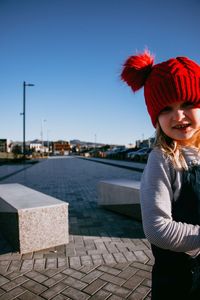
[173,124,190,129]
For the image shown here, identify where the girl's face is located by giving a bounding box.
[158,101,200,145]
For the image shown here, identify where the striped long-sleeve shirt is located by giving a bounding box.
[140,147,200,258]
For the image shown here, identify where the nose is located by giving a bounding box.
[172,109,185,121]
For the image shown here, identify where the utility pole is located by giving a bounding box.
[22,81,34,159]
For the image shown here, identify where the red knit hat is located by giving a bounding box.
[121,49,200,127]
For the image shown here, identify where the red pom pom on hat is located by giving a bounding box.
[121,49,154,91]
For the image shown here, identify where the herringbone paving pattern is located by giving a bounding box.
[0,262,152,299]
[0,157,152,299]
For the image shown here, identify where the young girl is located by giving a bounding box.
[121,50,200,299]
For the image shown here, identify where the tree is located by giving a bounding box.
[12,144,22,158]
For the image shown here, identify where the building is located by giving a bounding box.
[29,140,49,154]
[30,141,43,153]
[135,137,155,149]
[0,139,11,152]
[52,141,71,155]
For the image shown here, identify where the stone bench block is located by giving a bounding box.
[0,183,69,254]
[97,179,141,221]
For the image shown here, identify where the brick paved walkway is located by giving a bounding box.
[0,157,152,299]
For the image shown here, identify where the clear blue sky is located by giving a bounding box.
[0,0,199,145]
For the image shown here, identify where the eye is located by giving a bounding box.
[192,101,200,108]
[182,101,195,108]
[159,106,172,114]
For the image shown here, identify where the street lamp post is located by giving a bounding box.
[22,81,34,159]
[41,119,47,156]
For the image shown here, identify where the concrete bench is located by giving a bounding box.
[0,183,69,254]
[97,179,141,221]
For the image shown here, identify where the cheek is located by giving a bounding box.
[192,110,200,125]
[195,116,200,128]
[158,115,169,129]
[157,117,171,136]
[196,109,200,118]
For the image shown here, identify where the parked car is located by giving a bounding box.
[105,147,126,159]
[127,150,136,159]
[128,147,152,162]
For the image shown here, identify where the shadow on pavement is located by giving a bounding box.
[68,204,145,239]
[0,160,40,182]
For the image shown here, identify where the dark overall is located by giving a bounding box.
[151,164,200,300]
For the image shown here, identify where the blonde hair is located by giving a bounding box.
[154,123,200,170]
